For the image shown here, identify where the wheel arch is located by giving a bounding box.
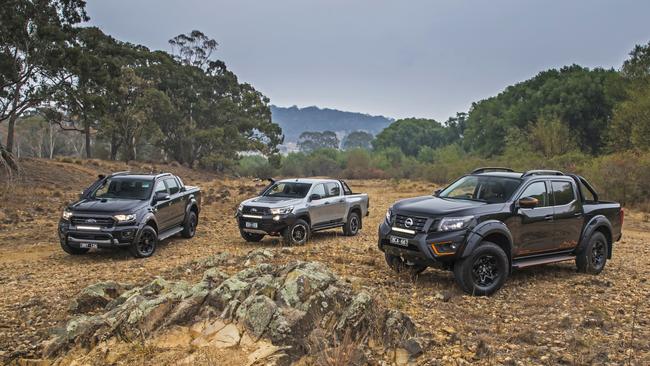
[141,213,158,234]
[578,215,613,259]
[461,220,513,266]
[348,205,363,228]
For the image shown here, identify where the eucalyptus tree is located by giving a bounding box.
[0,0,87,169]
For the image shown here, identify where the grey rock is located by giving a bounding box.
[68,281,131,314]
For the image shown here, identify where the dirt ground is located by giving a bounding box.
[0,158,648,365]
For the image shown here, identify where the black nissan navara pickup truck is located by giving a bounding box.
[379,168,623,295]
[58,171,201,258]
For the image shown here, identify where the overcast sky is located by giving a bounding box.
[86,0,650,121]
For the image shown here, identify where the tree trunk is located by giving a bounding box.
[0,142,19,171]
[110,133,120,160]
[84,121,91,158]
[6,114,16,153]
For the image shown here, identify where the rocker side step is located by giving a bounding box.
[512,254,575,269]
[158,226,184,241]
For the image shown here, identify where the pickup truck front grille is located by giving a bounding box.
[394,214,427,232]
[71,216,115,228]
[242,206,270,215]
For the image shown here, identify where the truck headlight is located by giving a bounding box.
[270,206,293,215]
[62,209,73,220]
[438,216,474,232]
[385,208,392,222]
[237,203,244,212]
[113,214,136,223]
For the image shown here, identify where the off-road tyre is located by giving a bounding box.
[343,211,361,236]
[60,241,90,255]
[282,219,310,245]
[129,225,158,258]
[384,253,427,275]
[240,230,265,242]
[181,210,198,238]
[576,231,608,274]
[453,242,508,296]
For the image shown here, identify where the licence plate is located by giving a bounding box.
[79,243,98,249]
[389,236,409,246]
[245,222,258,229]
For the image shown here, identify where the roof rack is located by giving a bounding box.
[521,169,564,177]
[471,167,515,174]
[154,172,172,179]
[109,171,131,177]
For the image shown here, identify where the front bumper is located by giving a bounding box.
[58,219,139,249]
[377,220,469,266]
[236,212,298,235]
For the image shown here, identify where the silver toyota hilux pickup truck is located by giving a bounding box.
[235,178,369,245]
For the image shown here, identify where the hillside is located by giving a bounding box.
[271,105,394,142]
[0,158,648,364]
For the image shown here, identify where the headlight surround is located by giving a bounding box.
[270,206,294,215]
[113,214,136,223]
[385,207,392,222]
[438,216,474,232]
[237,203,244,212]
[62,209,73,220]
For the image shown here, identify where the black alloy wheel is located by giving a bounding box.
[130,226,157,258]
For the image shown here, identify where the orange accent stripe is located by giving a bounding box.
[431,241,455,256]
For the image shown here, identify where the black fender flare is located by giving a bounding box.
[185,198,199,218]
[576,215,613,258]
[461,220,514,261]
[136,212,159,243]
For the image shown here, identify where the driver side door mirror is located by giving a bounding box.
[518,196,539,209]
[434,189,442,197]
[309,193,322,202]
[154,191,170,203]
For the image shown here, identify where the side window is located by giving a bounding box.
[519,182,547,207]
[154,180,168,194]
[312,184,326,198]
[165,178,180,195]
[552,181,575,206]
[325,182,340,197]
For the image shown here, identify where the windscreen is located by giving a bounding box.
[439,175,521,204]
[92,177,154,200]
[263,182,312,198]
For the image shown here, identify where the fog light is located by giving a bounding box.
[122,230,135,239]
[431,241,456,256]
[273,215,280,221]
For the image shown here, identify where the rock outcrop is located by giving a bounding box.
[43,260,420,364]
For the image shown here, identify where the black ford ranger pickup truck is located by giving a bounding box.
[379,168,623,295]
[58,171,201,258]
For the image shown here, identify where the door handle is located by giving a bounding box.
[573,212,582,217]
[544,215,554,221]
[338,199,344,203]
[324,201,330,205]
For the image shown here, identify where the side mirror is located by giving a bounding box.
[309,193,322,202]
[518,196,539,209]
[434,189,442,197]
[154,192,170,202]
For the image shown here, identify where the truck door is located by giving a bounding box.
[325,182,346,223]
[152,180,173,231]
[551,180,583,250]
[164,177,185,226]
[511,180,556,256]
[308,183,329,225]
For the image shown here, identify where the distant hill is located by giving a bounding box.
[271,105,394,142]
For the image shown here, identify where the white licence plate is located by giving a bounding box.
[79,243,98,249]
[389,236,409,247]
[245,222,258,229]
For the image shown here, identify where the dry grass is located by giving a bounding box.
[0,158,649,365]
